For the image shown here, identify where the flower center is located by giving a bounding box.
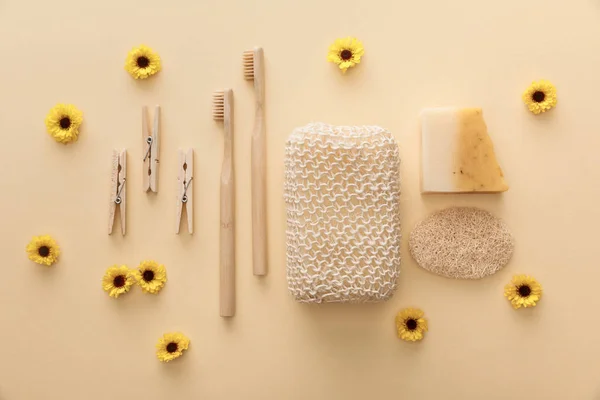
[406,319,418,331]
[532,91,545,103]
[166,342,178,353]
[340,49,352,60]
[113,275,126,288]
[137,56,150,68]
[143,270,155,282]
[38,246,50,257]
[518,285,531,297]
[59,117,71,129]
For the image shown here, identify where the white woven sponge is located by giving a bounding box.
[284,123,401,303]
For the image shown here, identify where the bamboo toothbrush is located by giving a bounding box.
[213,89,235,317]
[243,47,268,276]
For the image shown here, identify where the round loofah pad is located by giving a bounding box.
[409,207,514,279]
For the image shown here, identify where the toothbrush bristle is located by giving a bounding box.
[243,50,254,80]
[212,91,224,120]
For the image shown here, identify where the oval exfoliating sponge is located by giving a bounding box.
[409,207,514,279]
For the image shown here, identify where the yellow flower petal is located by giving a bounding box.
[395,307,428,342]
[522,80,557,114]
[26,235,60,266]
[504,274,543,309]
[156,332,190,362]
[134,260,167,294]
[125,45,162,80]
[327,36,364,74]
[102,265,135,298]
[44,104,83,144]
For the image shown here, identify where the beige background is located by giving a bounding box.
[1,0,599,398]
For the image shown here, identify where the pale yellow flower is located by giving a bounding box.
[395,308,428,342]
[522,80,557,114]
[45,104,83,144]
[156,332,190,362]
[26,235,60,266]
[102,265,135,298]
[327,37,364,73]
[504,274,543,309]
[133,260,167,294]
[125,45,162,79]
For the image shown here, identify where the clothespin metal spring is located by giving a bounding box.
[143,137,153,162]
[182,177,193,203]
[115,178,126,204]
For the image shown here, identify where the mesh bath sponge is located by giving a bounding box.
[409,207,514,279]
[284,123,401,303]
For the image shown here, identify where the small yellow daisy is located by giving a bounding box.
[125,45,162,80]
[504,274,543,309]
[395,308,428,342]
[522,80,557,114]
[327,37,364,73]
[102,265,135,298]
[26,235,60,266]
[133,260,167,294]
[156,332,190,363]
[45,104,83,144]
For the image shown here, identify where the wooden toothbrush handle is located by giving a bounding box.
[220,95,235,317]
[251,104,267,276]
[220,159,235,317]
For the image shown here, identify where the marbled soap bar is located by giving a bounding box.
[420,107,508,194]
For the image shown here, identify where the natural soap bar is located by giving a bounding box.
[420,107,508,194]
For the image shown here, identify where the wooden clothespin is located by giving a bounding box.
[142,105,160,193]
[108,149,127,235]
[176,148,193,234]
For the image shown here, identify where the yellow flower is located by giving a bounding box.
[44,104,83,144]
[156,332,190,362]
[134,260,167,294]
[102,265,135,298]
[125,45,162,79]
[522,80,557,114]
[327,37,364,73]
[504,274,543,309]
[395,308,428,342]
[26,235,60,266]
